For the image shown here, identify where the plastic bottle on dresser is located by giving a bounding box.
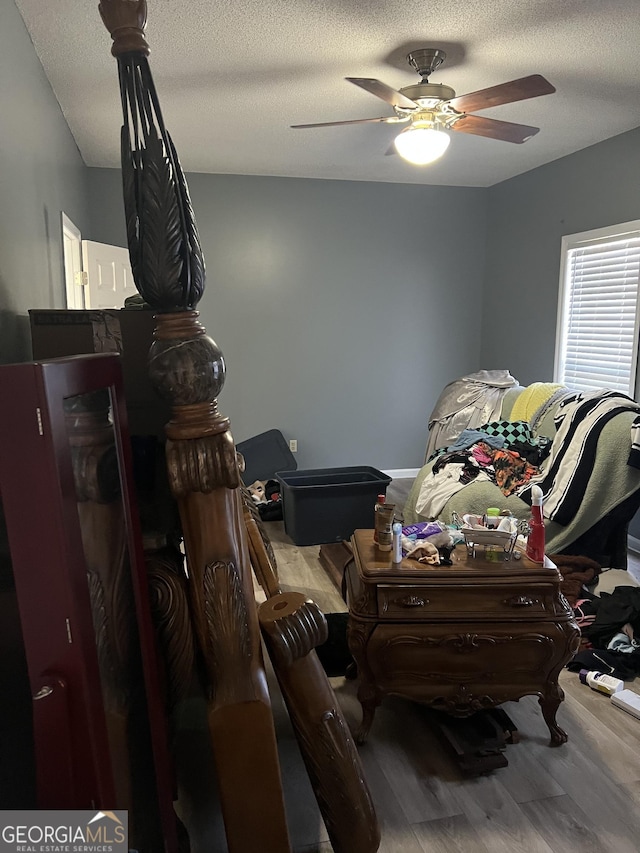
[526,485,545,563]
[392,522,403,565]
[376,504,395,551]
[373,494,386,545]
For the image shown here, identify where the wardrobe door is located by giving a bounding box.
[0,353,177,853]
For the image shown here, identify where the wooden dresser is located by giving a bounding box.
[346,530,580,746]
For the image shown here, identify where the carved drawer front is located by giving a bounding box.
[366,621,571,704]
[376,583,556,620]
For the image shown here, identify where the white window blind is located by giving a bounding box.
[555,222,640,395]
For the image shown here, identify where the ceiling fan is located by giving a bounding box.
[291,48,556,165]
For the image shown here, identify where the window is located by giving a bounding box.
[555,220,640,396]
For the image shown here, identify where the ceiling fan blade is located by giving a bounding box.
[291,116,407,129]
[346,77,418,110]
[448,74,555,114]
[452,114,539,144]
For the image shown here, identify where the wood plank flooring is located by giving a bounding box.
[264,480,640,853]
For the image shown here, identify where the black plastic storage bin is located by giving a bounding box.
[236,429,297,485]
[276,466,392,546]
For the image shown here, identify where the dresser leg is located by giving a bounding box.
[356,683,382,745]
[347,620,380,744]
[539,681,568,746]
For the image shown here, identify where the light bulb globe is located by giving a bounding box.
[394,125,450,165]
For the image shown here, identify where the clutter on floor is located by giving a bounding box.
[567,582,640,680]
[430,707,520,776]
[578,669,624,695]
[611,689,640,719]
[246,478,283,521]
[547,553,601,605]
[546,554,640,693]
[238,428,296,521]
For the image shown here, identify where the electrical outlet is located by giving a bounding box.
[289,439,298,453]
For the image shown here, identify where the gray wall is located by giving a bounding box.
[0,2,91,363]
[85,120,640,472]
[481,127,640,383]
[481,126,640,540]
[88,168,487,470]
[2,0,639,464]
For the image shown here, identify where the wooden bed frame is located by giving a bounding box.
[96,2,380,851]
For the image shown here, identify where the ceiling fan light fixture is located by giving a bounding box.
[394,122,450,165]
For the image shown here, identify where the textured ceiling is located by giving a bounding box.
[14,0,640,187]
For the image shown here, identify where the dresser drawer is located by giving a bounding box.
[361,619,579,712]
[376,583,561,621]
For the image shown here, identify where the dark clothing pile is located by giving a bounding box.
[549,553,601,607]
[567,584,640,680]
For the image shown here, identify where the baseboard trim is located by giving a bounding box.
[628,534,640,555]
[383,468,420,479]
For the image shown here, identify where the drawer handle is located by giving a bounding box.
[506,595,538,607]
[33,686,53,700]
[394,595,428,608]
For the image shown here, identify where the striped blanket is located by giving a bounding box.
[518,390,640,525]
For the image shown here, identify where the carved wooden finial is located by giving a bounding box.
[99,0,150,57]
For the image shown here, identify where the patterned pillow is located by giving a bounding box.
[477,420,535,447]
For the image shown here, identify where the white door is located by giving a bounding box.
[81,240,137,309]
[62,213,86,309]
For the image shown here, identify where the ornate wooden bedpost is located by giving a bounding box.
[98,2,292,850]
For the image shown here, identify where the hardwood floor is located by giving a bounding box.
[263,479,640,853]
